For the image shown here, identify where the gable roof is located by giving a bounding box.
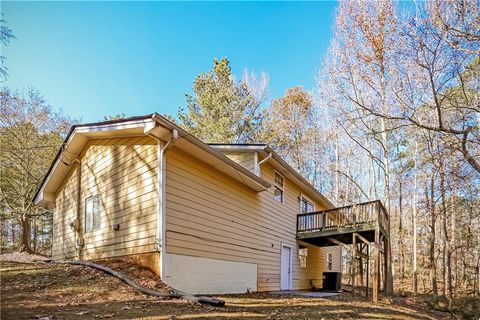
[34,113,333,210]
[209,144,334,209]
[33,113,271,208]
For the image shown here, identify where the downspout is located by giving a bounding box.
[147,129,178,280]
[255,152,272,176]
[73,158,83,260]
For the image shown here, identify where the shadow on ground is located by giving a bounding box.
[1,260,456,320]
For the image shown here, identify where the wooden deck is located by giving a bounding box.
[296,200,389,247]
[296,199,392,303]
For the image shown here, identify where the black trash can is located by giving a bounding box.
[322,272,342,291]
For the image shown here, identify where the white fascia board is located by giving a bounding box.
[209,145,267,152]
[76,118,156,134]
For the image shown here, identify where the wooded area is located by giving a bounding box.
[1,0,479,312]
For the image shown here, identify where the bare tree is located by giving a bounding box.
[314,0,480,308]
[0,88,72,252]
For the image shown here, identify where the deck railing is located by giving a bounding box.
[297,200,389,234]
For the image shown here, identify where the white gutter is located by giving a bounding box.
[147,128,178,280]
[255,152,272,176]
[209,144,266,152]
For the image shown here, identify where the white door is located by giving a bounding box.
[280,245,292,290]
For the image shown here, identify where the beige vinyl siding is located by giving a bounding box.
[52,136,158,261]
[220,152,255,173]
[165,147,340,291]
[52,165,79,260]
[52,133,341,290]
[295,244,341,289]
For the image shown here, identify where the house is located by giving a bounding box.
[33,113,343,294]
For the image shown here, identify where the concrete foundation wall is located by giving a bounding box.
[165,253,257,294]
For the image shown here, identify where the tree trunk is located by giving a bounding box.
[475,253,480,296]
[399,180,404,282]
[0,218,4,252]
[20,212,31,253]
[442,245,447,297]
[450,161,457,298]
[412,141,418,294]
[367,138,377,199]
[11,221,16,251]
[429,175,438,301]
[335,133,339,203]
[379,116,393,294]
[32,218,37,253]
[439,164,453,309]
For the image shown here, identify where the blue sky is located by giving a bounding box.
[3,1,337,123]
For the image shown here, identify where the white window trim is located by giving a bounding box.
[299,245,308,268]
[299,193,315,214]
[274,170,285,203]
[84,194,101,234]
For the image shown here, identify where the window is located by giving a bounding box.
[300,196,315,230]
[300,197,314,214]
[327,252,333,270]
[85,194,101,232]
[299,245,308,268]
[273,171,284,203]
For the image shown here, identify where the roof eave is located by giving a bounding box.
[151,114,271,191]
[208,144,267,152]
[34,114,272,209]
[33,115,158,208]
[209,143,335,209]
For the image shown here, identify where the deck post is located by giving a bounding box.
[384,237,387,295]
[373,227,380,303]
[351,233,356,296]
[366,243,369,298]
[382,236,389,296]
[359,243,364,296]
[384,235,392,296]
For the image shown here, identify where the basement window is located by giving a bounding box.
[85,194,101,233]
[327,252,333,270]
[273,171,284,203]
[299,245,308,268]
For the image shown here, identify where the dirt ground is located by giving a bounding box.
[0,253,469,320]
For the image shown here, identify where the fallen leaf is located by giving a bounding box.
[76,311,90,315]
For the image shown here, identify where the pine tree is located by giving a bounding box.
[178,58,263,143]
